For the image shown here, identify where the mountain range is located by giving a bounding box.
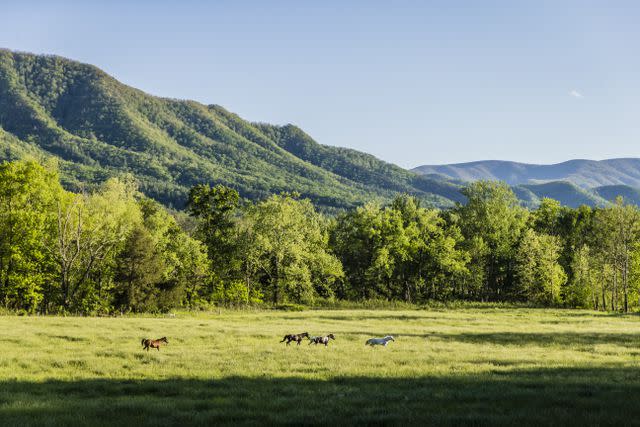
[0,49,466,211]
[412,159,640,207]
[413,159,640,189]
[0,49,638,210]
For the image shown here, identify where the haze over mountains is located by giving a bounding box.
[413,159,640,207]
[413,159,640,189]
[0,49,638,210]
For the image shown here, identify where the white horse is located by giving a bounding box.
[365,335,395,346]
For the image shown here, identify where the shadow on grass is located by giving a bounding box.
[2,367,640,426]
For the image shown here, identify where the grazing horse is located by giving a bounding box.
[280,332,309,346]
[365,335,395,346]
[309,334,335,346]
[141,337,168,351]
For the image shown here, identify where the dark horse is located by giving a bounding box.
[280,332,309,345]
[141,337,168,351]
[309,334,335,346]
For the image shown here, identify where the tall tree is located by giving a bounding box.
[187,184,240,281]
[52,178,140,311]
[514,229,566,305]
[113,225,164,312]
[593,198,640,312]
[0,160,61,311]
[137,198,210,309]
[242,194,342,304]
[565,245,596,308]
[456,181,528,301]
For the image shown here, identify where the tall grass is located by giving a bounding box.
[1,308,639,425]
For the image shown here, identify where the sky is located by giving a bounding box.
[1,1,639,168]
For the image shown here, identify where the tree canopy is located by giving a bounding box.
[2,159,640,313]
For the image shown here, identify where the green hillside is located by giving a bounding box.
[593,185,640,205]
[511,185,541,208]
[521,181,607,208]
[0,49,460,210]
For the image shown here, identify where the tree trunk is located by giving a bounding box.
[623,254,629,313]
[612,270,617,312]
[590,267,596,310]
[601,280,607,311]
[273,258,279,304]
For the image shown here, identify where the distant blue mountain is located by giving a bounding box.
[413,159,640,208]
[412,159,640,189]
[593,185,640,205]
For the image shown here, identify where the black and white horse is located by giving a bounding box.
[309,334,335,346]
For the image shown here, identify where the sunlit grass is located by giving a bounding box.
[1,309,640,425]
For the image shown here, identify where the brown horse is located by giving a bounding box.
[280,332,309,346]
[141,337,168,351]
[309,334,335,346]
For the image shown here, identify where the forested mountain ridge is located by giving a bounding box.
[0,49,461,210]
[1,49,638,210]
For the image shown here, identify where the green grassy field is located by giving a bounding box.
[1,308,640,426]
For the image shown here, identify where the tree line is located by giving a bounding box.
[2,160,640,314]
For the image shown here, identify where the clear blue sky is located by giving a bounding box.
[2,1,639,167]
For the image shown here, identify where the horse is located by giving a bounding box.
[141,337,168,351]
[365,335,395,346]
[309,334,335,346]
[280,332,309,345]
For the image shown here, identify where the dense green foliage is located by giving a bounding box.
[0,49,460,211]
[4,159,640,313]
[0,160,209,314]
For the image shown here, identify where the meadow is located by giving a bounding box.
[1,308,640,426]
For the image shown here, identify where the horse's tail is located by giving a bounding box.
[280,336,287,343]
[141,338,146,346]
